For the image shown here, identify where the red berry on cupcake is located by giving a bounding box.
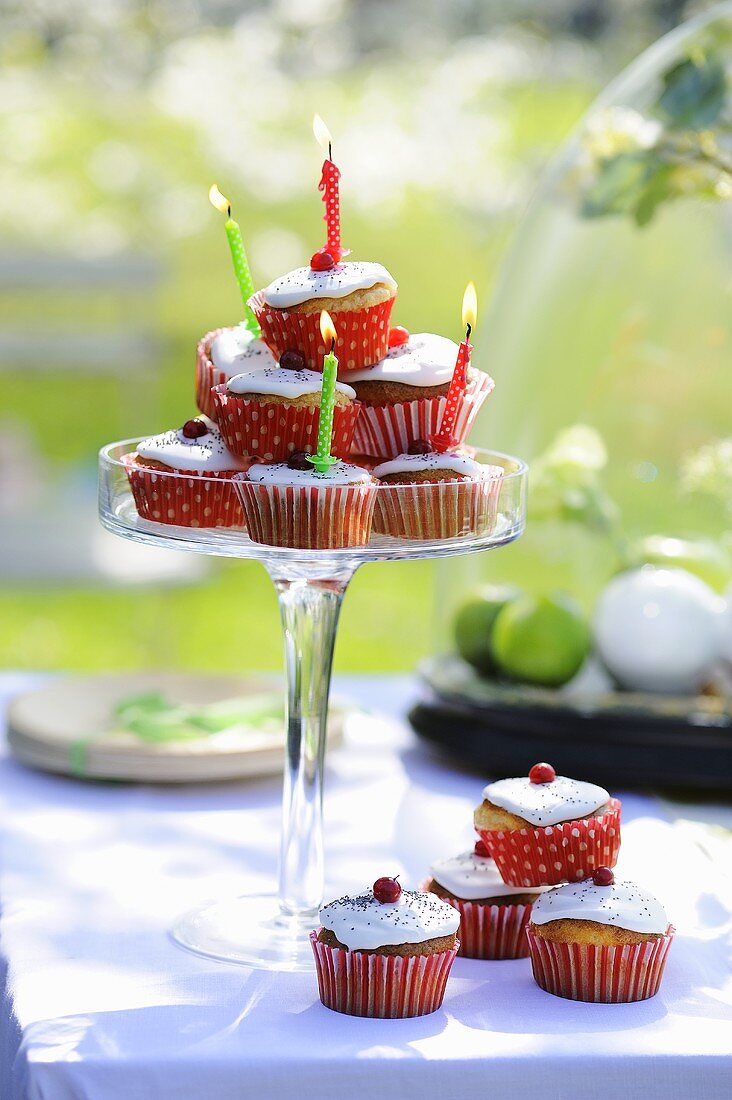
[310,249,336,271]
[388,325,410,348]
[373,876,402,904]
[407,438,435,455]
[287,450,313,471]
[529,762,556,785]
[474,838,490,858]
[182,418,208,439]
[592,866,615,887]
[279,350,307,372]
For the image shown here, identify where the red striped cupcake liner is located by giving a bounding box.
[476,799,622,887]
[122,454,245,528]
[353,371,495,459]
[372,471,502,541]
[248,290,396,373]
[195,328,228,420]
[235,478,376,549]
[310,931,459,1018]
[212,385,360,463]
[526,925,674,1002]
[419,881,533,960]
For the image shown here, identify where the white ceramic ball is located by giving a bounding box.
[594,566,724,694]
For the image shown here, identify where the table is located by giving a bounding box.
[1,672,730,1100]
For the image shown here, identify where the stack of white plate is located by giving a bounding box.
[6,673,344,783]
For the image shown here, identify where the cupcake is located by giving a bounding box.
[248,261,397,373]
[372,445,503,541]
[527,868,673,1002]
[195,325,276,420]
[123,415,247,528]
[236,453,376,550]
[474,762,622,887]
[212,350,360,463]
[349,330,494,459]
[423,839,551,960]
[311,876,460,1018]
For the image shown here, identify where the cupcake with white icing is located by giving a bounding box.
[211,350,361,463]
[311,876,460,1017]
[195,325,276,420]
[422,839,551,959]
[349,328,495,459]
[371,443,503,541]
[236,452,376,550]
[123,415,247,528]
[248,260,398,372]
[474,762,622,887]
[527,868,674,1002]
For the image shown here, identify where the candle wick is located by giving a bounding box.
[330,338,335,353]
[227,205,232,218]
[328,142,332,160]
[465,322,472,341]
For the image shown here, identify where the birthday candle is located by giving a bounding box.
[312,115,347,266]
[431,282,478,452]
[307,311,339,473]
[209,184,260,336]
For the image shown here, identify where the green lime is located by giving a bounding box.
[454,584,521,674]
[492,592,590,687]
[630,535,732,594]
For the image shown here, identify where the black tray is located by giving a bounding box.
[409,656,732,793]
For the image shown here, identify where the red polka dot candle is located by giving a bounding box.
[313,114,347,265]
[431,282,478,453]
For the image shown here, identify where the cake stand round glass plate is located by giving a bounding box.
[99,440,527,969]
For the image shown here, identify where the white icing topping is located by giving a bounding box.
[210,326,276,378]
[483,775,611,828]
[347,333,459,387]
[320,889,460,951]
[247,460,373,487]
[373,452,490,479]
[431,850,552,901]
[530,878,668,934]
[226,366,356,401]
[136,416,246,473]
[262,262,397,309]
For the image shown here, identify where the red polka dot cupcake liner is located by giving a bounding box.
[353,370,494,459]
[235,479,376,550]
[195,327,229,420]
[248,290,396,373]
[372,471,502,541]
[476,799,622,887]
[310,931,459,1018]
[526,925,674,1002]
[419,881,533,960]
[122,454,245,528]
[212,385,361,463]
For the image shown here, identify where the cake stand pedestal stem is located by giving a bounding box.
[269,567,354,923]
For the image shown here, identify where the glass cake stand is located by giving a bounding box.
[99,439,527,970]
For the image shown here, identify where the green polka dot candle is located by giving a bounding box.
[307,311,339,474]
[209,184,260,336]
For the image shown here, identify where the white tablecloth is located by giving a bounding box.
[0,672,730,1100]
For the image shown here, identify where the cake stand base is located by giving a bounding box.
[171,893,318,971]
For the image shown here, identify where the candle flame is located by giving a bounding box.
[320,309,337,345]
[313,114,332,154]
[209,183,230,215]
[462,282,477,331]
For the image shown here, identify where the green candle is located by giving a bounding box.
[308,310,339,474]
[209,183,260,336]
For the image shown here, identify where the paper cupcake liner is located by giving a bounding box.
[212,386,360,462]
[353,371,495,459]
[419,881,533,960]
[476,799,622,887]
[235,479,376,549]
[249,290,395,373]
[372,473,502,541]
[123,454,244,528]
[526,925,674,1002]
[195,327,229,420]
[310,931,459,1018]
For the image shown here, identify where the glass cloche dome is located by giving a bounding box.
[423,5,732,785]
